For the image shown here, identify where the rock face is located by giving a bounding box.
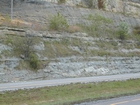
[0,0,140,83]
[3,1,139,27]
[104,0,140,17]
[129,0,140,3]
[0,57,140,83]
[0,27,140,83]
[39,0,140,17]
[0,0,140,17]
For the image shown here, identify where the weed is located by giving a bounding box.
[13,34,36,58]
[90,50,111,57]
[111,41,118,47]
[43,38,83,59]
[67,25,81,33]
[5,36,13,45]
[1,50,12,57]
[29,53,40,70]
[14,60,30,70]
[58,0,66,4]
[133,26,140,35]
[86,0,93,8]
[117,22,128,40]
[81,14,112,37]
[13,34,40,70]
[96,41,117,50]
[49,12,68,31]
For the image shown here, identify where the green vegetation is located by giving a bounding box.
[117,22,128,40]
[0,13,140,71]
[0,79,140,105]
[1,49,12,57]
[1,34,14,46]
[81,14,112,37]
[13,35,35,58]
[58,0,66,4]
[49,12,68,31]
[86,0,93,8]
[13,34,40,70]
[14,60,30,70]
[133,26,140,35]
[0,33,140,63]
[42,38,82,58]
[29,53,40,70]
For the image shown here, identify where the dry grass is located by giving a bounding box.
[11,19,32,27]
[1,17,32,29]
[67,25,82,33]
[0,15,47,31]
[0,14,5,25]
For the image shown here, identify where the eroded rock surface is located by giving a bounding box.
[0,1,140,83]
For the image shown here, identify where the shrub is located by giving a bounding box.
[117,22,128,40]
[58,0,66,4]
[49,12,69,31]
[133,26,140,35]
[86,0,93,8]
[29,53,40,70]
[13,34,40,70]
[14,34,35,58]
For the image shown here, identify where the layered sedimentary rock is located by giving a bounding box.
[29,0,139,17]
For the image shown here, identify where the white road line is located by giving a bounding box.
[132,98,140,102]
[111,101,129,105]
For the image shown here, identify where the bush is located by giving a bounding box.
[29,53,40,70]
[13,34,40,70]
[117,22,128,40]
[86,0,93,8]
[133,26,140,35]
[58,0,66,4]
[49,12,69,31]
[14,34,35,58]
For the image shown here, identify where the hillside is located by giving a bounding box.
[0,0,140,83]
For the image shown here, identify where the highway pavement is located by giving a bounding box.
[76,94,140,105]
[0,73,140,91]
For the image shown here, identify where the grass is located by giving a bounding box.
[42,38,84,58]
[67,25,82,33]
[1,34,140,60]
[14,60,30,70]
[95,41,117,50]
[80,14,113,37]
[0,79,140,105]
[1,49,13,57]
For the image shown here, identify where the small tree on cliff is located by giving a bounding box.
[14,34,40,70]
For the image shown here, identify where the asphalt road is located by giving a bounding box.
[76,94,140,105]
[0,73,140,91]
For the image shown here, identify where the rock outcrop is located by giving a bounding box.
[0,0,140,83]
[25,0,140,17]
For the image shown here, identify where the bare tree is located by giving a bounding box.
[14,34,36,59]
